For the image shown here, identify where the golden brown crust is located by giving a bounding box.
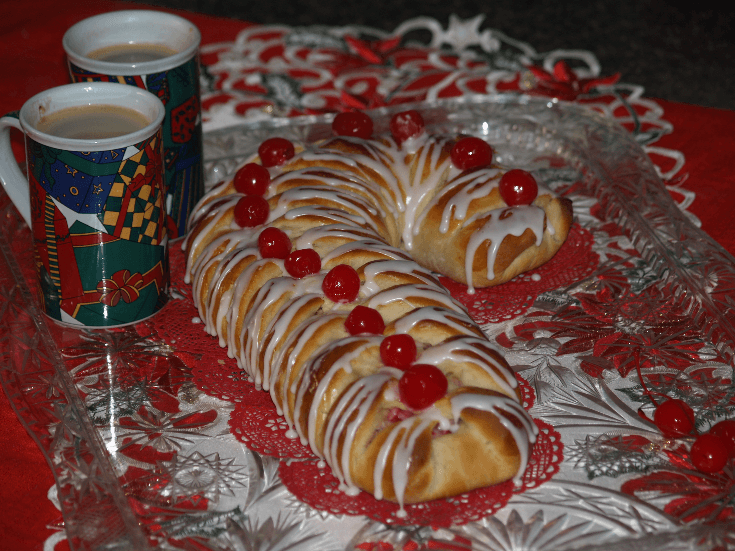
[411,179,574,287]
[351,388,523,503]
[183,128,555,506]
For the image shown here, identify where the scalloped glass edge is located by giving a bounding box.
[1,93,734,550]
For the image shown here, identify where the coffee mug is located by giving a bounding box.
[63,10,203,238]
[0,82,169,327]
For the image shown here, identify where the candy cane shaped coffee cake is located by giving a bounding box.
[183,109,572,513]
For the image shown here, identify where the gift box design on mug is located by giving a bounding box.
[28,130,168,326]
[64,10,204,239]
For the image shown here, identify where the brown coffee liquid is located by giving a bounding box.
[87,43,178,63]
[37,104,151,140]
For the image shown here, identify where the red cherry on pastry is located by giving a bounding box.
[690,433,728,473]
[322,264,361,303]
[258,227,291,259]
[451,136,493,170]
[234,195,269,227]
[653,399,695,438]
[332,111,374,139]
[380,334,417,369]
[345,305,385,335]
[234,163,271,195]
[710,419,735,457]
[498,169,539,206]
[258,137,294,167]
[390,110,425,143]
[284,249,321,279]
[398,364,448,410]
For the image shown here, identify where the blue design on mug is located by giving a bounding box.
[69,55,203,238]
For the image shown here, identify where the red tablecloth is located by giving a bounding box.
[1,1,733,549]
[0,2,246,549]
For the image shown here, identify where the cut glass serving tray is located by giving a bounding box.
[1,95,734,550]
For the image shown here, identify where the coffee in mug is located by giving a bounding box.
[64,10,203,239]
[36,104,151,140]
[86,43,179,63]
[0,82,170,328]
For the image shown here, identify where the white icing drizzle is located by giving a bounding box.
[183,130,557,507]
[464,205,547,293]
[322,371,394,494]
[205,247,262,339]
[183,194,244,282]
[298,336,382,453]
[321,239,409,266]
[271,186,381,223]
[367,284,466,314]
[393,306,479,336]
[401,137,456,250]
[449,392,538,485]
[294,223,376,250]
[400,130,428,155]
[415,167,502,234]
[261,292,323,394]
[280,167,398,219]
[373,405,455,515]
[302,141,406,213]
[239,274,324,386]
[184,178,235,233]
[269,313,344,420]
[416,336,518,396]
[361,259,441,296]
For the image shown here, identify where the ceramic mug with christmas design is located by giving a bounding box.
[0,82,169,327]
[64,10,203,239]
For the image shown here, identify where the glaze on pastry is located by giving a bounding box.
[183,109,571,513]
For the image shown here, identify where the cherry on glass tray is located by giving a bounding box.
[1,95,735,551]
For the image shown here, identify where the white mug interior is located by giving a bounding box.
[20,82,165,151]
[63,10,201,75]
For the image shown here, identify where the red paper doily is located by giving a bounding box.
[229,374,539,460]
[278,419,562,527]
[230,404,314,459]
[143,242,564,525]
[441,224,597,324]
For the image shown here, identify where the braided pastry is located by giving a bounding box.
[184,110,571,513]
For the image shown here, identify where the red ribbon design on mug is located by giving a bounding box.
[97,269,145,306]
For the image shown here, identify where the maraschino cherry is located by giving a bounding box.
[258,227,291,259]
[344,305,385,335]
[390,110,424,143]
[284,249,321,279]
[653,398,695,438]
[398,364,448,410]
[380,334,417,369]
[690,433,728,473]
[322,264,361,303]
[234,195,269,227]
[498,169,539,206]
[709,419,735,457]
[451,136,493,170]
[234,163,271,195]
[332,111,373,139]
[258,137,295,167]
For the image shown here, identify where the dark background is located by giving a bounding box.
[128,0,734,110]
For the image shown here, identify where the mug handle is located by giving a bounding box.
[0,111,32,226]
